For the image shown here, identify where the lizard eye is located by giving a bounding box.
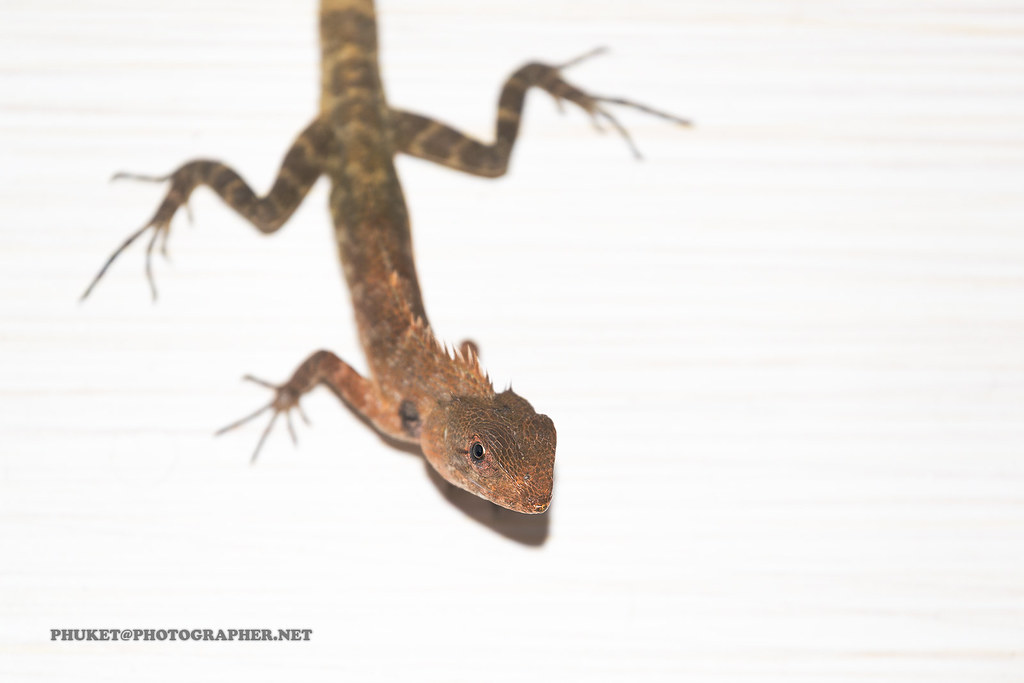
[469,441,486,463]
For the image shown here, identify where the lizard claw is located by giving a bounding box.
[216,374,307,463]
[80,217,171,302]
[111,171,172,183]
[555,46,609,71]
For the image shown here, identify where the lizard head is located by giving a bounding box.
[421,390,555,514]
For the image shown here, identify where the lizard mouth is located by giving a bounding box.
[460,475,550,514]
[508,492,551,515]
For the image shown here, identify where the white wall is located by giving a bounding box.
[1,1,1022,680]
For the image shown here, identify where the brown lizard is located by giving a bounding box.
[82,0,689,514]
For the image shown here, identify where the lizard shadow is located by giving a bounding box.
[371,430,550,546]
[339,394,551,546]
[424,465,551,546]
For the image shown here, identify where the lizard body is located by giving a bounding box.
[84,0,688,514]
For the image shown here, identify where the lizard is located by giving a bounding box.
[81,0,689,514]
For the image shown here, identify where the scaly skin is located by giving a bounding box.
[83,0,689,514]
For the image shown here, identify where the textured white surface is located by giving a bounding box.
[2,0,1023,680]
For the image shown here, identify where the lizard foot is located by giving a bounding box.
[80,171,185,302]
[547,47,692,160]
[216,375,312,463]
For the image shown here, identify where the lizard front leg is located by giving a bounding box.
[389,48,690,178]
[82,118,335,300]
[217,350,401,461]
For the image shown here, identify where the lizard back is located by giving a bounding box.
[319,0,435,398]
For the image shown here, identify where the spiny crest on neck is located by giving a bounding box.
[388,271,493,395]
[410,313,493,395]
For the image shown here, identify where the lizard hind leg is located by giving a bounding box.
[388,50,691,177]
[82,118,331,302]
